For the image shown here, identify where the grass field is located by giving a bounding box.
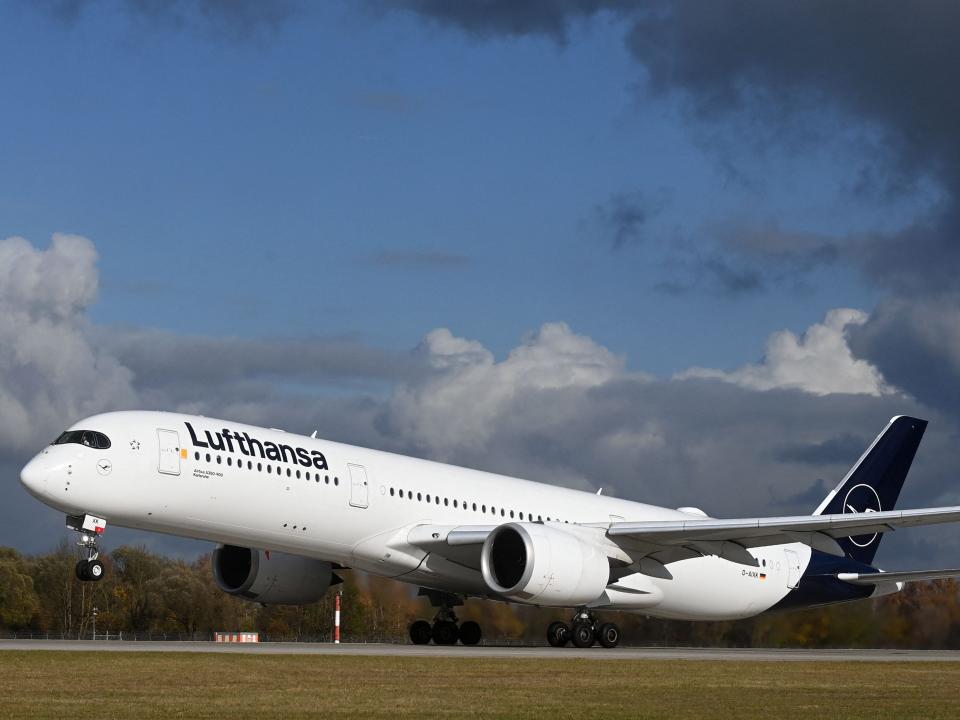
[1,651,958,719]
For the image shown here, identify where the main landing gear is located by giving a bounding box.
[409,590,483,646]
[68,513,107,582]
[547,608,621,649]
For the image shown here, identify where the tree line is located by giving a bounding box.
[1,543,958,647]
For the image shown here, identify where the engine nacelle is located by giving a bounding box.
[480,523,610,606]
[212,545,335,605]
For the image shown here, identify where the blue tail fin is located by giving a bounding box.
[813,415,927,565]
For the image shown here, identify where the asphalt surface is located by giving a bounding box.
[1,640,957,662]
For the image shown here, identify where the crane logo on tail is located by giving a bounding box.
[843,483,882,547]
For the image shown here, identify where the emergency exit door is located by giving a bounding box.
[158,429,181,475]
[348,464,369,508]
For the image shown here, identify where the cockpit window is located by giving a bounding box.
[53,430,111,449]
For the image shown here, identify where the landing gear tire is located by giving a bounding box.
[459,620,482,646]
[409,620,432,645]
[75,559,104,582]
[460,620,483,645]
[547,621,570,647]
[571,620,595,648]
[432,620,459,646]
[86,559,104,581]
[597,622,620,649]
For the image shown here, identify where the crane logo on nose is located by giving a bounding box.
[97,459,113,476]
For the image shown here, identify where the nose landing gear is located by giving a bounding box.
[67,513,107,583]
[546,608,621,649]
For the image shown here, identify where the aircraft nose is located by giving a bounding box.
[20,456,48,498]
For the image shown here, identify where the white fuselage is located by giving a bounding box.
[20,410,812,620]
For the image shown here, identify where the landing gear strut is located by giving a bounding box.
[67,514,106,583]
[408,589,483,646]
[546,608,621,649]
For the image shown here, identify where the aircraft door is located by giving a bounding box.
[784,548,802,589]
[158,429,182,476]
[348,463,369,509]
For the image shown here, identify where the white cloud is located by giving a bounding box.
[0,235,138,452]
[385,323,628,458]
[676,308,892,396]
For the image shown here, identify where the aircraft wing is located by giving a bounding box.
[837,568,960,585]
[405,506,960,570]
[607,506,960,557]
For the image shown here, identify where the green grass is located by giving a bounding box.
[1,651,958,719]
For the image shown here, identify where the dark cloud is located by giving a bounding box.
[655,252,764,297]
[366,249,472,269]
[101,327,422,389]
[774,434,868,466]
[847,296,960,419]
[713,220,840,275]
[776,478,831,511]
[591,190,669,250]
[381,0,635,42]
[625,2,960,294]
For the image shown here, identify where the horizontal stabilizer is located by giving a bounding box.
[837,568,960,585]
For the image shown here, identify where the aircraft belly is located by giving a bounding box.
[638,547,805,620]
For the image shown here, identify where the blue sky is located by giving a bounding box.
[3,2,960,568]
[0,2,914,372]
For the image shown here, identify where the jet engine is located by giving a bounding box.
[480,523,610,606]
[212,545,338,605]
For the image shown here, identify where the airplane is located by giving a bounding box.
[18,411,960,648]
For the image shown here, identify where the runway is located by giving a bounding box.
[1,639,958,662]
